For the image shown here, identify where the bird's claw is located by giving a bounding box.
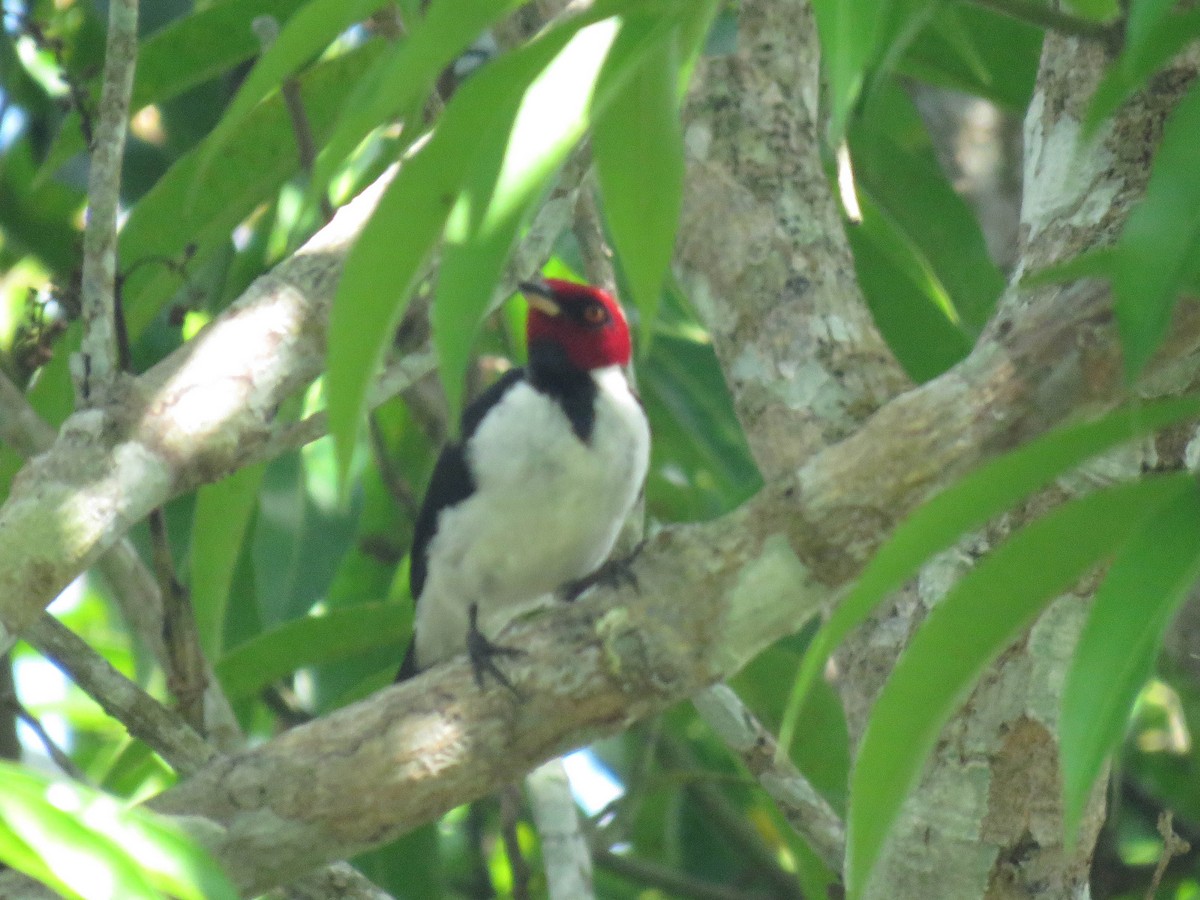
[466,603,525,697]
[563,540,646,602]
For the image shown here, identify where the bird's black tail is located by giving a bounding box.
[395,641,418,683]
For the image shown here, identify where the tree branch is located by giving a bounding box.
[77,0,138,396]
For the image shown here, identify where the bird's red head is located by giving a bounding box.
[520,278,632,371]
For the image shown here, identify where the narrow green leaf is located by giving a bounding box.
[896,5,1041,111]
[780,395,1200,756]
[191,462,266,658]
[38,0,311,182]
[846,195,974,381]
[1084,8,1200,137]
[120,43,385,338]
[1113,78,1200,379]
[216,602,408,700]
[810,0,888,141]
[594,12,692,348]
[327,1,680,472]
[310,0,529,204]
[1060,482,1200,844]
[434,16,628,424]
[1018,247,1115,290]
[852,84,1004,334]
[327,11,609,478]
[194,0,392,191]
[847,473,1193,898]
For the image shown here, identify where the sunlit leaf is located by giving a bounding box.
[38,0,311,182]
[594,7,701,348]
[310,0,529,205]
[0,763,237,900]
[120,43,385,338]
[1060,481,1200,844]
[194,0,392,189]
[847,473,1193,898]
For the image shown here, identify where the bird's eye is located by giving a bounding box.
[583,303,608,326]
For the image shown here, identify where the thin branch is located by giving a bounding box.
[692,684,845,872]
[0,661,77,774]
[963,0,1116,41]
[23,614,214,775]
[0,373,242,748]
[147,510,208,734]
[527,758,595,900]
[77,0,138,396]
[252,15,336,224]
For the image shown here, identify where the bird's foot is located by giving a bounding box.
[563,540,646,602]
[467,603,525,697]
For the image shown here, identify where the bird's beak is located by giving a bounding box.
[519,280,561,316]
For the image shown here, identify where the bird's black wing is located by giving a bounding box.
[397,368,526,681]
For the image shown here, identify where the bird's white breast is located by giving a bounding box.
[414,366,649,668]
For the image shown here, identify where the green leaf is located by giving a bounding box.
[195,0,392,189]
[594,10,696,348]
[310,0,529,205]
[433,15,630,425]
[1112,77,1200,380]
[327,1,679,472]
[38,0,311,182]
[846,194,974,381]
[779,395,1200,756]
[0,762,237,900]
[897,4,1041,111]
[852,83,1004,335]
[1018,247,1115,290]
[847,473,1193,898]
[119,42,384,338]
[190,462,266,658]
[216,601,408,700]
[1060,481,1200,844]
[1084,7,1200,137]
[328,18,592,478]
[810,0,888,141]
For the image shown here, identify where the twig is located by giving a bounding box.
[527,758,595,900]
[368,414,418,517]
[148,510,208,734]
[0,657,18,761]
[0,678,89,780]
[1147,812,1191,900]
[253,15,336,224]
[23,614,213,775]
[692,684,845,872]
[963,0,1116,42]
[77,0,139,397]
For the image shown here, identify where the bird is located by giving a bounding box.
[396,278,651,690]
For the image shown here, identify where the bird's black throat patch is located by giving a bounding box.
[528,338,598,443]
